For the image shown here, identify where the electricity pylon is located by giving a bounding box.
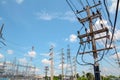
[65,45,73,80]
[49,46,54,80]
[61,48,64,80]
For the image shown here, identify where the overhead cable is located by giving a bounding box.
[109,0,120,48]
[103,0,113,27]
[77,0,85,8]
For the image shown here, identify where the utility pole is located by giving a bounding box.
[30,46,34,64]
[45,66,49,80]
[11,57,16,80]
[28,46,34,78]
[49,46,54,80]
[87,5,100,80]
[61,48,64,80]
[77,1,113,80]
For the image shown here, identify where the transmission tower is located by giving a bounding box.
[49,46,54,80]
[45,66,49,80]
[65,45,73,80]
[30,46,34,63]
[72,57,77,80]
[60,48,65,80]
[0,24,6,47]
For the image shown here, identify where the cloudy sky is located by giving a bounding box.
[0,0,120,76]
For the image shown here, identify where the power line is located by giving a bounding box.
[66,0,78,18]
[114,46,120,67]
[103,0,113,28]
[109,0,120,48]
[77,0,85,8]
[81,42,93,65]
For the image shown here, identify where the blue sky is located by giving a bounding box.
[0,0,120,76]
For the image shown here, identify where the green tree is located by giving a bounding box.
[76,73,80,78]
[77,77,81,80]
[82,71,86,77]
[53,76,59,80]
[107,75,116,79]
[86,72,94,80]
[101,76,109,80]
[80,76,87,80]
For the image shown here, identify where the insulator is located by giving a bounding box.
[85,28,87,32]
[77,31,80,34]
[92,12,95,15]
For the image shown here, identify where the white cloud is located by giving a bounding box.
[113,30,120,40]
[41,58,50,65]
[0,53,4,58]
[19,58,27,64]
[36,12,53,21]
[35,11,76,22]
[16,0,24,4]
[94,19,111,45]
[58,64,67,69]
[60,11,76,22]
[109,0,120,13]
[69,34,77,42]
[94,19,120,45]
[7,50,14,54]
[28,51,36,58]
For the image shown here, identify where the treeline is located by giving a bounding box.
[76,72,120,80]
[51,72,120,80]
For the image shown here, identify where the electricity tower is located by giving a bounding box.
[72,57,77,80]
[49,46,54,80]
[45,66,49,80]
[65,45,73,80]
[60,48,65,80]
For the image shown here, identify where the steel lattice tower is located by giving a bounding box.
[65,45,73,80]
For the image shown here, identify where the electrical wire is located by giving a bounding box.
[85,0,94,13]
[77,0,85,8]
[81,42,93,65]
[99,3,109,28]
[90,18,109,63]
[104,0,120,55]
[93,0,97,4]
[66,0,84,25]
[109,0,120,49]
[76,44,93,66]
[67,0,119,69]
[69,0,78,11]
[66,0,78,17]
[66,0,84,19]
[103,57,119,69]
[114,46,120,67]
[103,0,113,28]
